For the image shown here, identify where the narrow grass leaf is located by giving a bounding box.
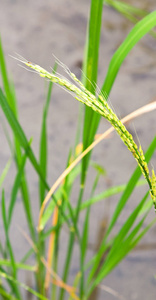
[61,188,80,239]
[89,217,146,294]
[106,0,148,20]
[80,179,145,211]
[1,190,22,299]
[103,192,149,264]
[0,287,19,300]
[0,265,18,296]
[0,259,35,272]
[0,38,17,115]
[87,205,153,296]
[0,157,12,188]
[0,89,71,233]
[1,191,15,268]
[0,40,36,239]
[106,136,156,236]
[0,271,48,300]
[8,152,28,228]
[87,134,156,281]
[139,198,153,215]
[101,213,154,278]
[106,0,156,38]
[129,217,156,250]
[40,163,81,229]
[90,161,106,176]
[81,207,90,263]
[87,191,148,284]
[0,88,48,189]
[20,248,34,264]
[101,10,156,95]
[81,168,103,262]
[39,64,57,205]
[1,119,14,155]
[82,0,103,183]
[39,82,52,204]
[41,225,60,240]
[68,272,81,300]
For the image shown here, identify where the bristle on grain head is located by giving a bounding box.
[15,56,156,212]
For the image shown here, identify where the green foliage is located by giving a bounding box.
[0,1,156,300]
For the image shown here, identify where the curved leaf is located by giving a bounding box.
[101,10,156,95]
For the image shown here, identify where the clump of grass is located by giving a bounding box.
[1,1,156,300]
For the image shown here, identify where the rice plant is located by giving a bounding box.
[0,1,156,299]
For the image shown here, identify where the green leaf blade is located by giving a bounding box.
[102,10,156,95]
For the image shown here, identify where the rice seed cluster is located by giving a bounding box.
[23,59,156,211]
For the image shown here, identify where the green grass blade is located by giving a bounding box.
[38,75,57,288]
[87,191,148,285]
[0,286,19,300]
[83,0,103,92]
[7,104,32,238]
[98,212,154,279]
[0,88,48,189]
[80,179,145,211]
[81,0,103,183]
[39,79,53,284]
[8,152,28,228]
[41,225,60,240]
[68,273,81,300]
[0,41,35,240]
[39,64,57,205]
[54,152,81,235]
[81,207,90,264]
[0,271,48,300]
[128,217,156,250]
[0,259,35,272]
[86,136,156,286]
[40,163,81,229]
[0,38,24,192]
[0,88,71,234]
[106,0,148,19]
[20,248,34,264]
[0,38,17,115]
[39,82,52,205]
[106,136,156,235]
[87,217,146,297]
[106,0,156,38]
[58,232,76,300]
[139,198,153,215]
[1,119,14,155]
[0,157,12,188]
[74,103,84,150]
[58,146,82,299]
[87,200,154,297]
[103,192,149,264]
[0,265,18,297]
[0,241,5,256]
[101,10,156,95]
[61,188,80,239]
[1,191,16,273]
[1,190,22,299]
[81,169,102,264]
